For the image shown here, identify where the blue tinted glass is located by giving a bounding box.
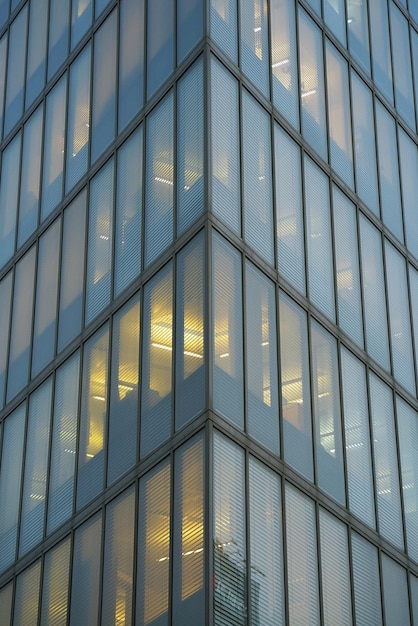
[177,0,203,63]
[118,0,144,130]
[147,0,174,98]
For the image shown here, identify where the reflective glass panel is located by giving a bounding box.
[175,234,205,429]
[246,261,279,455]
[66,44,91,193]
[242,90,274,265]
[19,379,52,557]
[211,58,240,234]
[210,0,238,62]
[212,233,244,429]
[40,538,71,625]
[118,0,144,130]
[76,325,109,509]
[13,560,41,626]
[240,0,269,96]
[274,125,305,294]
[311,321,345,505]
[381,554,411,626]
[47,0,70,80]
[25,0,47,109]
[85,158,114,326]
[145,92,174,266]
[177,0,203,63]
[324,0,346,45]
[137,461,170,626]
[108,296,140,485]
[4,6,27,136]
[369,0,393,103]
[390,3,415,129]
[141,264,173,457]
[347,0,370,75]
[0,272,12,408]
[351,532,382,626]
[0,132,21,268]
[146,0,174,98]
[41,76,66,220]
[18,105,43,248]
[280,293,313,481]
[71,0,92,50]
[399,129,418,260]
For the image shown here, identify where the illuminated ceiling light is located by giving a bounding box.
[261,341,269,346]
[183,350,203,359]
[152,342,173,351]
[302,89,317,98]
[219,352,229,358]
[155,176,173,185]
[272,59,290,68]
[253,26,261,32]
[93,395,106,401]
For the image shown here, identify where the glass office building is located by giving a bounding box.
[1,0,418,623]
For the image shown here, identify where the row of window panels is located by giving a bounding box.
[0,433,205,626]
[0,233,206,573]
[1,429,418,626]
[211,28,418,260]
[1,227,418,569]
[0,48,204,276]
[0,62,205,408]
[212,231,418,562]
[211,64,418,395]
[211,0,418,135]
[0,0,203,147]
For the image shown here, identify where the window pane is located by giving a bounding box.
[13,560,41,626]
[390,3,415,129]
[299,9,327,161]
[242,90,274,265]
[347,0,371,75]
[0,132,21,268]
[0,272,12,408]
[341,347,375,528]
[177,0,203,63]
[274,125,305,294]
[240,0,269,96]
[145,92,174,266]
[58,191,86,351]
[409,266,418,386]
[177,57,204,235]
[173,436,205,625]
[213,432,246,626]
[311,321,345,505]
[369,373,404,549]
[102,487,135,626]
[0,404,25,572]
[210,0,238,63]
[351,532,382,626]
[137,461,170,626]
[280,293,313,481]
[369,0,393,104]
[85,159,114,326]
[71,0,92,50]
[118,0,144,130]
[77,325,109,509]
[146,0,174,98]
[375,102,403,241]
[304,156,335,321]
[7,246,35,402]
[396,397,418,563]
[399,129,418,260]
[249,457,283,625]
[66,44,91,193]
[41,538,71,625]
[0,582,13,626]
[326,42,354,188]
[175,234,205,429]
[385,241,415,394]
[19,379,52,557]
[351,72,379,216]
[211,58,240,234]
[246,262,279,455]
[4,6,27,136]
[18,105,43,248]
[108,296,140,485]
[332,187,363,347]
[359,216,390,370]
[381,554,411,626]
[32,219,60,377]
[141,265,173,457]
[47,352,80,534]
[115,127,143,296]
[0,34,7,136]
[270,0,299,128]
[47,0,70,80]
[324,0,346,45]
[91,10,116,163]
[212,233,244,429]
[319,510,351,625]
[25,0,48,108]
[285,484,320,625]
[41,76,66,221]
[69,514,102,626]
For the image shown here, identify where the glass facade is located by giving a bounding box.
[0,0,418,624]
